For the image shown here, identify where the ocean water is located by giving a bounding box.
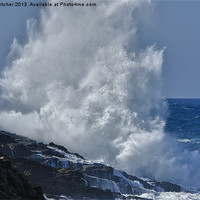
[166,99,200,151]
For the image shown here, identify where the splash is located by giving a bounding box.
[0,0,200,187]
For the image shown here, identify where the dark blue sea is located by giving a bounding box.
[166,98,200,151]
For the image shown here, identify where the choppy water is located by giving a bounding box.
[166,99,200,151]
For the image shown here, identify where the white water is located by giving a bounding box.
[138,192,200,200]
[0,0,200,188]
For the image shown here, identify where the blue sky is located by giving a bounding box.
[140,1,200,98]
[0,4,39,69]
[0,1,199,98]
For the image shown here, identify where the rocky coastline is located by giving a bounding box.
[0,131,182,199]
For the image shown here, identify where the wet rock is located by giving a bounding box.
[11,143,33,157]
[0,157,44,199]
[155,181,181,192]
[42,148,65,158]
[0,144,14,157]
[73,153,85,160]
[49,142,69,154]
[0,130,183,199]
[49,142,84,159]
[0,132,16,144]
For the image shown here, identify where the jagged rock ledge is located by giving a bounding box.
[0,155,44,199]
[0,130,182,199]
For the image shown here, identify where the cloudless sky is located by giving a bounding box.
[0,2,39,67]
[0,0,199,98]
[140,0,200,98]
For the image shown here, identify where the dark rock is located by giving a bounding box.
[126,196,153,200]
[42,148,64,158]
[83,165,113,179]
[49,142,85,159]
[0,130,183,199]
[11,143,33,157]
[49,142,69,154]
[0,144,13,157]
[0,159,12,169]
[0,132,16,144]
[10,157,114,199]
[27,142,45,151]
[155,181,181,192]
[0,156,44,199]
[33,186,43,196]
[121,171,158,191]
[73,153,85,160]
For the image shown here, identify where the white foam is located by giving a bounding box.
[138,192,200,200]
[177,139,191,143]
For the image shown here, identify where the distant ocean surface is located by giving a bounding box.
[166,99,200,151]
